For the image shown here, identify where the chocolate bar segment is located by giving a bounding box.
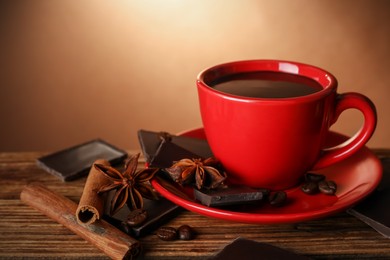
[137,130,165,163]
[194,186,269,207]
[36,139,127,181]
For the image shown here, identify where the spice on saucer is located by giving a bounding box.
[165,157,226,189]
[163,156,292,208]
[95,153,159,215]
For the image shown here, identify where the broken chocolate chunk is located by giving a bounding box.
[150,141,200,168]
[165,157,226,189]
[137,129,213,168]
[194,186,269,207]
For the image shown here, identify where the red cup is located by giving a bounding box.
[197,60,377,190]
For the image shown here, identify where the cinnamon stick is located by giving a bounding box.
[20,183,141,259]
[76,159,110,225]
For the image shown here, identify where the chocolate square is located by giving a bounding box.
[36,139,127,181]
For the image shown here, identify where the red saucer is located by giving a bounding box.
[151,128,382,224]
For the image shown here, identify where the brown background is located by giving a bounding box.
[0,0,389,152]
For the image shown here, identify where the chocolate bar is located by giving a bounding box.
[103,190,182,237]
[194,186,269,207]
[211,237,310,260]
[36,139,127,181]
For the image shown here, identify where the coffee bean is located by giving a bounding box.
[126,209,148,227]
[301,182,319,194]
[318,180,337,195]
[178,225,194,240]
[156,226,177,241]
[268,191,287,207]
[304,172,326,183]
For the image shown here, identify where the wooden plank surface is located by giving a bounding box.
[1,151,390,259]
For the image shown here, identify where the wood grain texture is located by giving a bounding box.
[20,183,140,259]
[1,150,390,259]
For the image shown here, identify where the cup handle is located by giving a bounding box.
[312,92,377,169]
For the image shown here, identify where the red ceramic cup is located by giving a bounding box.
[197,60,377,190]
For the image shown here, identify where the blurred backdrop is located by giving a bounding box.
[0,0,389,152]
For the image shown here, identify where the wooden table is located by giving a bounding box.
[1,150,389,259]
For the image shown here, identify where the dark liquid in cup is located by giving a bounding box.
[210,71,323,98]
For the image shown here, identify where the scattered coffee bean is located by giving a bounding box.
[304,172,326,183]
[300,172,338,196]
[318,180,337,195]
[126,209,148,227]
[268,191,287,207]
[301,182,319,194]
[178,225,194,240]
[156,226,177,241]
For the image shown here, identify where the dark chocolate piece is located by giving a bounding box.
[36,139,127,181]
[103,190,182,237]
[137,129,213,167]
[150,140,200,168]
[348,157,390,238]
[211,237,311,260]
[137,130,164,163]
[194,186,268,207]
[171,132,212,159]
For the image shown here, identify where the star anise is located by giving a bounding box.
[165,157,226,189]
[94,153,159,215]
